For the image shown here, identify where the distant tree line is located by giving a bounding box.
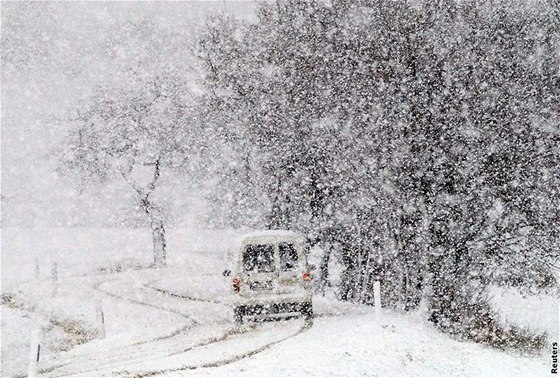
[198,0,560,349]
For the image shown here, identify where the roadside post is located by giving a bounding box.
[27,326,41,377]
[374,280,381,317]
[34,257,40,281]
[51,262,58,297]
[96,298,106,339]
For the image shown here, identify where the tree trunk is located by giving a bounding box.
[317,244,332,295]
[339,243,358,301]
[359,248,376,304]
[268,195,282,230]
[120,160,166,268]
[151,217,167,268]
[140,197,167,268]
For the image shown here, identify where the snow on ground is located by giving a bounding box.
[1,307,34,377]
[169,310,551,377]
[1,305,73,377]
[1,228,556,377]
[1,228,153,292]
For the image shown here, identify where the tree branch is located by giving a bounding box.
[118,166,144,197]
[146,158,161,195]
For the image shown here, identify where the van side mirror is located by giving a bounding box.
[308,264,317,271]
[223,269,231,277]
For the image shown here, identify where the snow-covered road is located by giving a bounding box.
[33,270,310,377]
[28,269,551,378]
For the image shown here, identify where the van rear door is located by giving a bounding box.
[241,243,277,295]
[277,242,303,294]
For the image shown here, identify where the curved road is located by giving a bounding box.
[38,272,311,377]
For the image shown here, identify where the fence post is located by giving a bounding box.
[34,257,40,281]
[27,326,41,377]
[51,262,58,297]
[96,299,106,339]
[374,281,382,317]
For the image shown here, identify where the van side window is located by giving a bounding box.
[243,244,275,273]
[279,243,298,271]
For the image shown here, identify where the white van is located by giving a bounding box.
[223,230,314,324]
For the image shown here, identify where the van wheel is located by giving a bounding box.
[300,302,313,320]
[234,306,245,325]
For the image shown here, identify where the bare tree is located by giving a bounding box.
[59,70,196,267]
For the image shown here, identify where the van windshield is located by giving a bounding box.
[243,244,275,273]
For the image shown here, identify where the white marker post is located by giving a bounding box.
[27,327,41,377]
[51,262,58,297]
[34,257,40,281]
[96,299,106,339]
[374,281,382,317]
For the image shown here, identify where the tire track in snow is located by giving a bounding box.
[39,277,253,377]
[112,280,313,377]
[46,323,257,377]
[38,278,199,377]
[94,279,199,322]
[121,320,313,378]
[39,274,313,378]
[144,283,225,305]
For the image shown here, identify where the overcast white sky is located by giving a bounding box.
[1,1,257,227]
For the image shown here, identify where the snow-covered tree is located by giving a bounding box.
[59,70,197,267]
[199,0,559,348]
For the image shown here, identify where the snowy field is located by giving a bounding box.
[1,228,557,377]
